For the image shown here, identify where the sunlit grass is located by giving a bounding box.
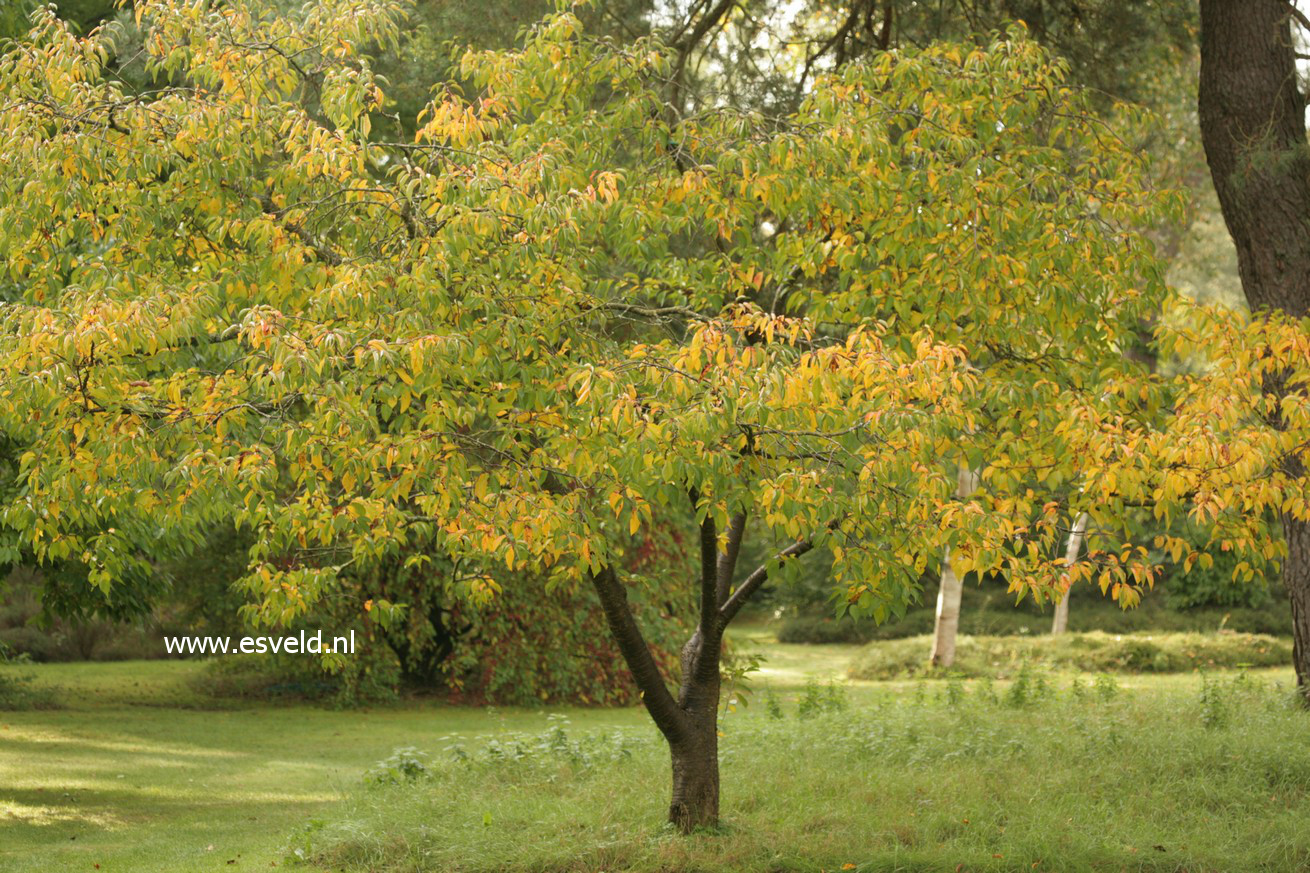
[0,658,659,873]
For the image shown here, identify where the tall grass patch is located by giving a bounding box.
[299,672,1310,872]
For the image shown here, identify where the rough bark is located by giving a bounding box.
[930,466,979,668]
[669,627,722,831]
[1051,513,1089,636]
[1286,516,1310,702]
[1198,0,1310,318]
[1198,0,1310,702]
[669,712,720,831]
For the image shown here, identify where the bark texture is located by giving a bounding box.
[1198,0,1310,701]
[1198,0,1310,317]
[1051,513,1088,635]
[669,631,721,831]
[1286,515,1310,701]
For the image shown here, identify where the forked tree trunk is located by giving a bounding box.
[1051,513,1089,635]
[1198,0,1310,704]
[668,689,720,830]
[589,508,814,831]
[930,466,979,668]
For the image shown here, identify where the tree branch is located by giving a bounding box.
[716,511,747,607]
[1286,1,1310,33]
[719,538,815,625]
[693,492,718,640]
[666,0,737,118]
[588,566,688,743]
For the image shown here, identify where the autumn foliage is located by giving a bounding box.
[6,0,1307,830]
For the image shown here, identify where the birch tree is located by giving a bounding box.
[1050,512,1089,635]
[929,466,978,667]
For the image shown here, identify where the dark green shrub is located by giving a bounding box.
[0,646,58,710]
[192,650,395,705]
[777,616,883,644]
[438,571,689,707]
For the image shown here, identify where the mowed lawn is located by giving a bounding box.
[0,659,660,873]
[1,634,1306,873]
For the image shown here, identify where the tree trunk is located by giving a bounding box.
[587,507,812,832]
[668,709,720,831]
[1198,1,1310,704]
[1051,512,1088,635]
[930,546,962,667]
[930,466,980,668]
[1198,0,1310,317]
[1286,516,1310,703]
[668,626,722,831]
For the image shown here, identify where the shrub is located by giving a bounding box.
[193,566,692,708]
[779,586,1291,645]
[776,615,887,644]
[437,572,690,707]
[194,654,348,703]
[0,647,58,710]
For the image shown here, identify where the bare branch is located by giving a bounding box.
[719,538,815,625]
[716,511,748,606]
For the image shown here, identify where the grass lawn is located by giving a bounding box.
[2,635,1307,872]
[0,660,653,873]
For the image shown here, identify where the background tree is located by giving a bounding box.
[1191,0,1310,698]
[1050,512,1087,634]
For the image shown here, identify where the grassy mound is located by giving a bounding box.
[847,631,1292,680]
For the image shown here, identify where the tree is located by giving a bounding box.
[0,0,1171,829]
[1193,0,1310,698]
[652,0,1204,656]
[929,466,977,667]
[1050,511,1087,634]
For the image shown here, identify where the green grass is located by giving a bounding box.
[2,641,1308,873]
[848,631,1292,680]
[305,668,1310,872]
[0,660,649,873]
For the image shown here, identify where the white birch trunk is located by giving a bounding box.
[929,467,980,668]
[1050,512,1089,635]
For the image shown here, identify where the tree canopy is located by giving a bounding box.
[0,0,1192,829]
